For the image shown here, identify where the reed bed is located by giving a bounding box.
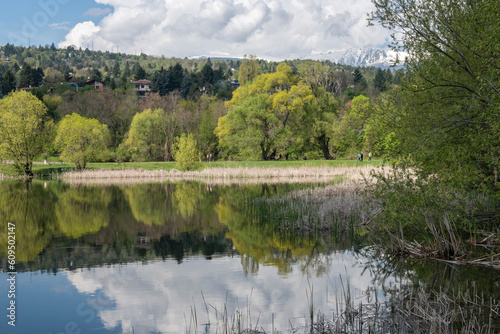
[251,183,379,235]
[60,165,387,185]
[184,282,499,334]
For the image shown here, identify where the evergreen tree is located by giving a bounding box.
[122,61,131,80]
[2,70,16,95]
[134,65,147,81]
[112,61,121,77]
[180,74,191,99]
[151,67,169,96]
[19,64,34,88]
[353,69,363,84]
[3,43,16,57]
[373,68,387,92]
[385,68,393,84]
[168,63,184,91]
[90,68,103,81]
[199,63,214,86]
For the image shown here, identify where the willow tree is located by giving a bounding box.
[217,63,318,160]
[0,91,53,175]
[122,108,167,161]
[55,113,110,170]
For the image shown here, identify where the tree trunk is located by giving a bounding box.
[317,134,333,160]
[269,149,277,160]
[23,162,33,176]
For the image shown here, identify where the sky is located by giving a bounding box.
[0,0,392,60]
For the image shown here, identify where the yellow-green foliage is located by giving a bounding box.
[0,91,54,175]
[55,113,110,170]
[173,133,200,171]
[216,63,318,160]
[123,184,172,226]
[122,108,167,161]
[55,186,111,238]
[172,181,203,218]
[0,182,57,262]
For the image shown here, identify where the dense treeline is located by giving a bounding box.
[0,44,403,174]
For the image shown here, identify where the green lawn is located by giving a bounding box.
[1,159,385,177]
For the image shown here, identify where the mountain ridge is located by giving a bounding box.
[303,47,405,68]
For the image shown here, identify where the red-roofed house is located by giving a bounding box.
[133,79,152,97]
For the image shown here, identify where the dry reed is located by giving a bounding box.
[60,166,388,185]
[256,183,378,234]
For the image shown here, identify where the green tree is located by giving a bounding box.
[55,113,110,170]
[353,69,363,84]
[216,63,304,160]
[370,0,500,190]
[331,95,374,157]
[151,67,169,96]
[18,63,44,88]
[112,61,121,77]
[198,96,224,158]
[199,63,214,86]
[168,63,184,91]
[238,54,259,86]
[0,91,53,175]
[2,70,16,95]
[216,94,277,160]
[122,108,167,161]
[373,67,386,92]
[174,132,200,171]
[306,88,338,159]
[134,64,147,81]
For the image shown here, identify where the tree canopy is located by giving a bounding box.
[55,113,110,170]
[369,0,500,190]
[0,91,53,175]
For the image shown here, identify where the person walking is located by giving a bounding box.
[368,152,372,161]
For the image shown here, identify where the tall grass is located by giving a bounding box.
[60,165,386,185]
[251,183,377,236]
[185,278,499,334]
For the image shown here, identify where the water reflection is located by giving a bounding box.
[0,180,330,273]
[0,180,498,333]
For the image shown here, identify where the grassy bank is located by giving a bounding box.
[0,159,385,182]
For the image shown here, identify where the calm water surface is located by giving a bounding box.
[0,180,498,333]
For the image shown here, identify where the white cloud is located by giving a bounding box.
[63,253,397,333]
[84,8,112,17]
[59,0,391,59]
[49,21,72,31]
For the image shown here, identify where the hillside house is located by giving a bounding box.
[133,79,152,97]
[85,79,104,92]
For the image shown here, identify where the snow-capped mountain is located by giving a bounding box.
[304,47,405,68]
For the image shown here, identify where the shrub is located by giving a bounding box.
[173,133,200,171]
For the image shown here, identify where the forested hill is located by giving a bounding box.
[0,43,403,100]
[0,42,404,167]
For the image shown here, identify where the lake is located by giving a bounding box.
[0,180,499,333]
